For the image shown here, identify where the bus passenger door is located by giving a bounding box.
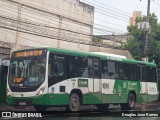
[88,57,101,103]
[137,65,148,102]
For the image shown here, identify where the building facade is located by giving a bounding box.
[129,11,142,26]
[0,0,133,60]
[0,0,94,59]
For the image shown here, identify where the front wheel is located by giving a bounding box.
[121,93,136,110]
[67,93,80,112]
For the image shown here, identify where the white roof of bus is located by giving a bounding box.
[91,52,127,59]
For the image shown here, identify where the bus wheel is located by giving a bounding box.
[67,93,80,112]
[121,93,136,110]
[34,106,47,111]
[96,104,109,111]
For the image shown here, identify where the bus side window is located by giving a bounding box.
[75,57,88,78]
[137,66,141,81]
[147,67,156,82]
[108,61,116,79]
[101,60,110,79]
[66,55,76,79]
[131,64,137,80]
[11,64,16,75]
[51,60,65,78]
[93,59,100,78]
[48,53,66,86]
[142,67,146,81]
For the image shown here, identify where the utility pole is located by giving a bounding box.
[138,0,150,62]
[144,0,150,62]
[15,3,22,50]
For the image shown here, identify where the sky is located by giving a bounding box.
[81,0,160,35]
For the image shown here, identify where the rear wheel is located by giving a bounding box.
[121,93,136,110]
[67,93,80,112]
[34,106,47,111]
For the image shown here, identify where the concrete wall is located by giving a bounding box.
[0,0,94,53]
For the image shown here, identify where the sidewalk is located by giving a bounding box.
[0,103,13,111]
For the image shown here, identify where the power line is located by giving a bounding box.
[95,19,127,30]
[0,4,92,35]
[0,15,92,37]
[31,0,129,22]
[83,0,131,16]
[95,10,128,22]
[2,0,127,33]
[0,28,53,47]
[3,0,93,26]
[0,8,123,36]
[0,14,93,38]
[0,1,126,34]
[0,25,122,49]
[30,0,128,31]
[30,0,129,25]
[94,24,125,33]
[82,0,130,19]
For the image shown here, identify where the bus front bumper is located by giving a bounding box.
[6,94,69,106]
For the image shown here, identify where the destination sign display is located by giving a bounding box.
[14,77,23,83]
[15,50,44,57]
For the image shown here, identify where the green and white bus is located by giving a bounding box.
[6,47,158,111]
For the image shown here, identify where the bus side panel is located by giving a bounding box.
[137,82,158,103]
[32,94,69,105]
[111,80,128,103]
[147,82,158,102]
[101,79,115,103]
[101,79,128,104]
[105,80,140,104]
[137,82,148,103]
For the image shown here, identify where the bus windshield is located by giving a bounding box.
[8,50,46,92]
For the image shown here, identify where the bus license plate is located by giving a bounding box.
[19,102,26,105]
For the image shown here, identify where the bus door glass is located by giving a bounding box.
[137,65,148,94]
[88,57,100,93]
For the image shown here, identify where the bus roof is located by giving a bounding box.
[13,47,156,67]
[91,52,127,59]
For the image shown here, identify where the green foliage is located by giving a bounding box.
[92,36,103,43]
[125,13,160,63]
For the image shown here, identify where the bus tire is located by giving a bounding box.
[67,93,80,112]
[120,93,136,110]
[96,104,109,111]
[34,106,47,111]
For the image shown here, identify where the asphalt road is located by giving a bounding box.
[1,101,160,111]
[1,101,160,119]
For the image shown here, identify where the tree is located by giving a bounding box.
[125,13,160,64]
[92,36,103,43]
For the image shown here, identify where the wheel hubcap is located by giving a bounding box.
[129,96,134,107]
[71,97,78,108]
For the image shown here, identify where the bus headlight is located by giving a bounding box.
[36,88,45,96]
[7,89,11,96]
